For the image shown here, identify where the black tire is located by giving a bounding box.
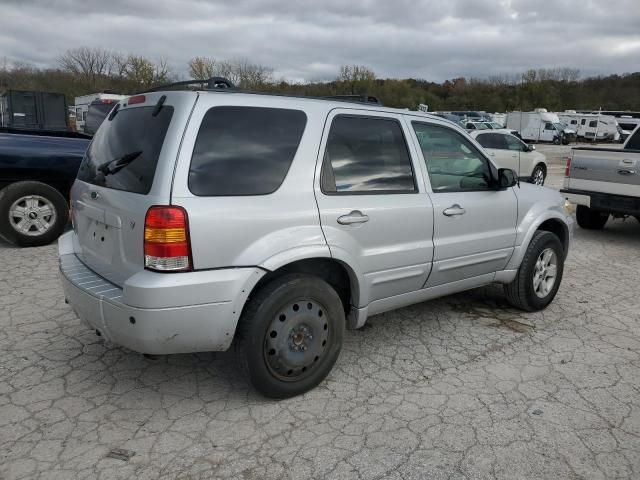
[531,164,546,186]
[234,274,345,399]
[576,205,609,230]
[0,181,69,247]
[553,136,561,145]
[504,231,564,312]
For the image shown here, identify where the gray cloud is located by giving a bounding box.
[1,0,639,82]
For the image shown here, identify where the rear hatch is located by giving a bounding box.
[71,92,197,286]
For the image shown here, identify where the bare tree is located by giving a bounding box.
[188,56,216,80]
[58,47,111,86]
[109,52,129,79]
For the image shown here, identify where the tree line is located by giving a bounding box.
[1,47,639,112]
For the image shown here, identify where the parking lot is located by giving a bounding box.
[1,150,639,480]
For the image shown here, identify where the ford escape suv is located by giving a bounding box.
[59,80,573,398]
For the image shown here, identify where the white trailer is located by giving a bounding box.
[557,111,619,142]
[506,109,573,144]
[72,92,126,133]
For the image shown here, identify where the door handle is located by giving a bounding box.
[337,210,369,225]
[511,154,518,158]
[618,169,636,175]
[489,152,496,156]
[443,204,466,216]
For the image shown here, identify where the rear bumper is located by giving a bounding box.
[561,189,640,216]
[58,232,265,354]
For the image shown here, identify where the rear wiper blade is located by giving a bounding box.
[152,95,167,117]
[97,150,143,176]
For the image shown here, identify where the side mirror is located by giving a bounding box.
[497,168,518,189]
[527,144,535,151]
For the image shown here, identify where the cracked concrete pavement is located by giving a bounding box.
[1,167,639,479]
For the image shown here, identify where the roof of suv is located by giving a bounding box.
[140,77,445,123]
[186,88,444,120]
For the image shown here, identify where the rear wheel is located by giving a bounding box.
[531,165,546,186]
[235,274,345,398]
[504,231,564,311]
[0,181,69,247]
[576,205,609,230]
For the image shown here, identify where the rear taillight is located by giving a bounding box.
[128,95,146,105]
[564,155,572,177]
[144,206,192,272]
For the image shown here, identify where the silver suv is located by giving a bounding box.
[59,81,573,398]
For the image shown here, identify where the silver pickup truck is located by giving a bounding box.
[562,127,640,229]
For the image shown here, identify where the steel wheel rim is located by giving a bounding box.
[533,247,558,298]
[264,298,330,381]
[533,169,545,185]
[8,195,57,236]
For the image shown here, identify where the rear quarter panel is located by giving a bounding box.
[170,94,332,270]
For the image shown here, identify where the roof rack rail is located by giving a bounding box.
[137,79,385,107]
[321,94,383,106]
[139,77,235,93]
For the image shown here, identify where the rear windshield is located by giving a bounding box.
[77,106,174,194]
[188,106,307,196]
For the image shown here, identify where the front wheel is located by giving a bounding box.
[504,231,564,311]
[0,181,69,247]
[235,274,345,398]
[576,205,609,230]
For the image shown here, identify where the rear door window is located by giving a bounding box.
[476,133,507,149]
[321,115,416,194]
[188,106,307,196]
[77,105,174,194]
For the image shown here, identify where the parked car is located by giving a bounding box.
[59,81,574,398]
[562,126,640,229]
[470,130,548,185]
[73,92,126,134]
[0,127,90,246]
[464,120,490,130]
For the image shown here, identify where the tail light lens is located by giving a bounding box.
[564,154,572,177]
[144,206,192,272]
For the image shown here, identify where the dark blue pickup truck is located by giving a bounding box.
[0,128,90,246]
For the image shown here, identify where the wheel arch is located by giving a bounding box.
[251,255,362,318]
[507,213,571,270]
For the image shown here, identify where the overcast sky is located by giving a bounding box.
[2,0,639,82]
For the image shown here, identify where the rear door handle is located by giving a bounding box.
[618,169,636,175]
[337,210,369,225]
[443,204,466,216]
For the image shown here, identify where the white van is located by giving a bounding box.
[506,110,575,144]
[72,92,126,133]
[557,111,619,142]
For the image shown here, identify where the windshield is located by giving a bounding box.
[77,105,174,194]
[553,122,565,131]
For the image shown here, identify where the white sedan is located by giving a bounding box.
[471,129,548,186]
